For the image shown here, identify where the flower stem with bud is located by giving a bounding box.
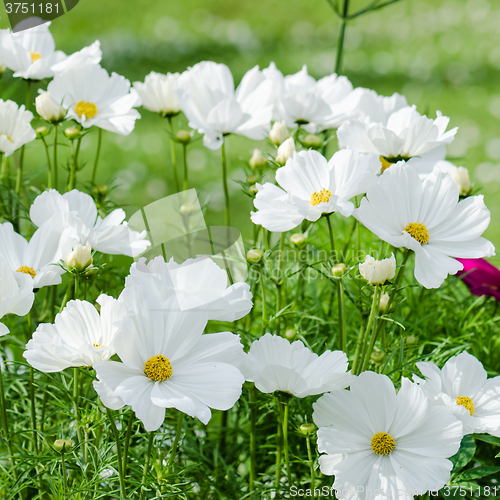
[91,128,103,185]
[167,116,180,192]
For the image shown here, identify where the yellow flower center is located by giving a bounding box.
[404,222,429,245]
[92,343,103,349]
[30,51,42,63]
[16,266,36,279]
[310,188,332,206]
[456,396,474,416]
[144,354,172,382]
[75,101,98,119]
[371,432,396,455]
[380,156,394,173]
[1,134,12,143]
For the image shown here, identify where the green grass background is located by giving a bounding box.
[1,0,499,261]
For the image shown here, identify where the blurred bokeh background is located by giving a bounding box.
[1,0,499,260]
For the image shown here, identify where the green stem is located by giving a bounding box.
[338,278,346,352]
[182,143,188,192]
[106,408,127,498]
[325,214,335,263]
[29,367,39,455]
[167,412,184,473]
[249,384,257,492]
[140,431,154,500]
[73,368,84,452]
[0,364,19,484]
[221,138,230,227]
[276,233,286,336]
[53,126,59,190]
[68,137,82,191]
[305,432,315,495]
[61,449,68,499]
[122,412,135,479]
[26,79,32,110]
[260,266,268,334]
[282,399,292,488]
[356,286,381,375]
[91,128,102,185]
[59,280,72,314]
[334,0,350,74]
[352,321,366,375]
[39,136,52,190]
[74,274,79,300]
[275,397,283,498]
[167,117,180,192]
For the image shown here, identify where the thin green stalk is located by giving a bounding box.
[59,280,72,314]
[182,143,188,192]
[305,433,315,495]
[221,138,230,227]
[29,368,39,455]
[140,431,154,500]
[352,322,366,375]
[356,286,381,375]
[54,126,59,190]
[338,278,346,352]
[106,408,127,498]
[41,135,53,188]
[91,128,103,184]
[249,384,257,492]
[61,448,68,499]
[276,233,286,335]
[68,137,82,191]
[122,412,135,478]
[282,399,292,488]
[334,0,350,74]
[74,274,79,300]
[0,364,19,485]
[167,116,180,192]
[275,397,283,498]
[325,214,335,263]
[72,368,84,447]
[166,412,184,473]
[260,266,268,334]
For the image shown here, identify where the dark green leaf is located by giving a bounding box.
[450,435,476,472]
[454,466,500,481]
[472,433,500,447]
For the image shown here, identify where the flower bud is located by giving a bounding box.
[246,249,264,265]
[300,423,316,435]
[36,93,66,123]
[247,174,259,186]
[371,351,385,363]
[92,184,108,197]
[269,121,290,146]
[249,184,259,197]
[285,329,295,340]
[0,65,6,77]
[290,233,306,248]
[406,335,417,345]
[276,138,295,165]
[379,292,390,313]
[54,439,72,452]
[35,126,49,138]
[249,149,267,170]
[64,126,82,140]
[359,254,396,285]
[448,166,472,197]
[303,134,322,149]
[65,242,92,272]
[331,263,346,277]
[176,130,191,145]
[180,203,197,215]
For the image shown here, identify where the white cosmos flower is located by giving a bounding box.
[337,105,457,163]
[242,333,352,397]
[24,295,126,372]
[433,161,472,196]
[176,61,274,150]
[0,221,71,289]
[50,40,102,73]
[0,260,35,336]
[0,22,66,80]
[133,72,181,117]
[263,63,360,133]
[46,62,141,135]
[414,352,500,437]
[93,292,245,431]
[35,92,66,123]
[29,189,150,258]
[355,163,495,289]
[348,88,408,126]
[0,99,36,156]
[359,254,396,285]
[251,149,379,232]
[313,372,463,500]
[124,255,253,322]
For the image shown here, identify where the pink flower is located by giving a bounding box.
[456,258,500,301]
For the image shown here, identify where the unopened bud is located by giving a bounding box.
[285,329,295,340]
[249,184,259,197]
[249,149,268,170]
[290,233,306,248]
[0,65,6,77]
[359,254,396,285]
[65,242,92,272]
[36,92,66,123]
[64,126,81,140]
[54,439,72,452]
[406,335,417,345]
[331,263,346,277]
[379,292,390,313]
[269,121,290,146]
[247,175,259,185]
[276,138,295,165]
[180,203,197,215]
[92,184,108,197]
[300,423,316,435]
[246,249,264,265]
[303,134,322,149]
[176,130,191,144]
[35,126,49,138]
[371,351,385,363]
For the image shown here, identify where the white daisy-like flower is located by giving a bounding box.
[337,105,457,167]
[124,255,253,322]
[24,295,126,372]
[242,333,352,397]
[50,40,102,73]
[35,92,66,123]
[414,352,500,438]
[133,71,181,117]
[348,88,408,126]
[176,61,274,150]
[251,149,379,232]
[263,63,359,133]
[0,22,66,80]
[355,163,495,289]
[359,254,396,285]
[0,260,35,336]
[0,221,71,289]
[0,99,36,156]
[46,62,141,135]
[29,189,150,258]
[93,291,245,431]
[313,372,463,500]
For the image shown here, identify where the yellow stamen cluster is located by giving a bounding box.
[371,432,396,455]
[1,134,12,143]
[379,156,393,173]
[75,101,98,119]
[93,343,103,349]
[456,396,474,416]
[404,222,430,245]
[30,51,42,63]
[144,354,172,382]
[310,189,332,206]
[16,266,37,279]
